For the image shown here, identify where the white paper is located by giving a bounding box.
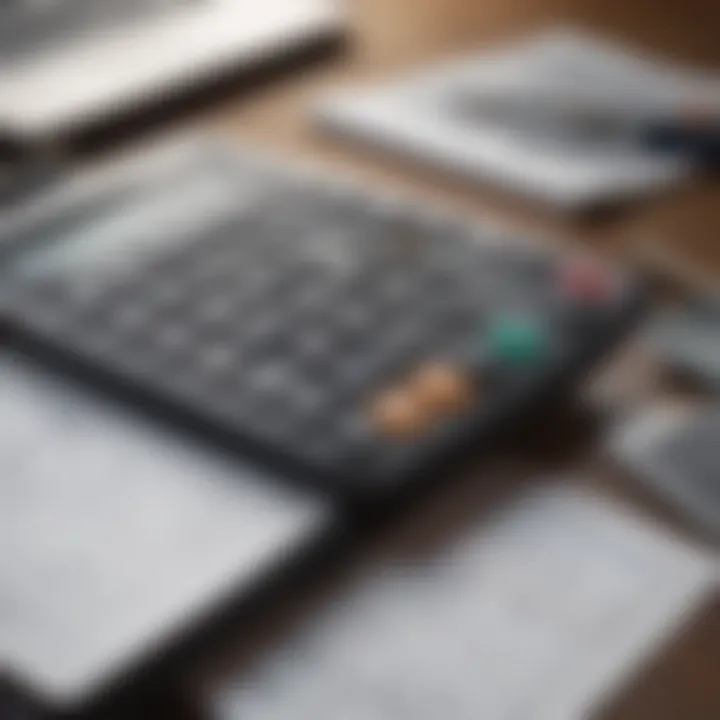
[0,355,329,706]
[217,482,717,720]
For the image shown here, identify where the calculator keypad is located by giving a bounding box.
[2,149,640,496]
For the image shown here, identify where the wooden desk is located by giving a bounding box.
[179,2,720,717]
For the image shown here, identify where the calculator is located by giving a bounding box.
[0,139,645,502]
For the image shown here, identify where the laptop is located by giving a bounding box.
[0,0,345,141]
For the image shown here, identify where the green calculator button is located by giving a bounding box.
[487,318,547,364]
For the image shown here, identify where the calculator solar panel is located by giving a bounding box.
[0,141,645,501]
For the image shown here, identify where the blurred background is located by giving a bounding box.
[0,2,718,720]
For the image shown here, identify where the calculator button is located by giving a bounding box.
[369,388,432,439]
[486,318,547,365]
[154,322,194,353]
[558,257,612,304]
[196,343,237,375]
[408,362,475,414]
[193,292,238,326]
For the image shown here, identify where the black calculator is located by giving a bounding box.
[0,140,645,501]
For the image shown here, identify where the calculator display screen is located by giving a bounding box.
[14,166,250,281]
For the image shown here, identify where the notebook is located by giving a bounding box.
[316,27,720,209]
